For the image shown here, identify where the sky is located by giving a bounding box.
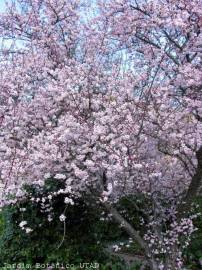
[0,0,6,12]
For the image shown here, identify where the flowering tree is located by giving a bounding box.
[0,0,201,269]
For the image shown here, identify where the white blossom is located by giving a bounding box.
[59,214,66,222]
[54,173,66,180]
[19,221,27,228]
[25,228,33,234]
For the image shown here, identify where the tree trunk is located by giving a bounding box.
[103,201,159,270]
[177,145,202,220]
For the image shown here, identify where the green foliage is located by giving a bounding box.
[184,196,202,269]
[0,182,148,269]
[100,261,141,270]
[0,179,111,268]
[0,182,201,270]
